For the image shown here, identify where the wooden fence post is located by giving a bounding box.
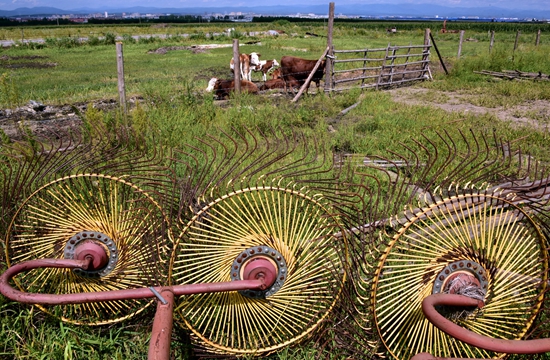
[325,2,335,93]
[536,29,541,46]
[489,30,495,53]
[513,30,521,52]
[232,39,241,94]
[116,42,127,115]
[512,30,521,61]
[457,30,465,59]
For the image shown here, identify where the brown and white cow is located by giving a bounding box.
[252,59,280,81]
[206,77,259,99]
[280,55,326,93]
[229,52,261,81]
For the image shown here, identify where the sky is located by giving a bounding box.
[0,0,549,12]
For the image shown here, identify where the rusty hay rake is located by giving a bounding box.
[1,124,550,360]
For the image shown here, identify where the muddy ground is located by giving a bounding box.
[0,99,119,140]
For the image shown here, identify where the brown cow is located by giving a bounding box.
[259,78,286,91]
[280,56,326,93]
[206,77,259,99]
[229,52,261,81]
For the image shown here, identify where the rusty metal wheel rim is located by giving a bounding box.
[372,193,548,359]
[170,186,348,355]
[5,174,172,325]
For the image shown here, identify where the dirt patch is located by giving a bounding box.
[2,62,57,69]
[0,55,57,69]
[0,55,48,60]
[389,87,550,131]
[148,43,233,55]
[0,99,121,141]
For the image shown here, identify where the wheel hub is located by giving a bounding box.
[64,231,118,277]
[231,246,287,298]
[432,260,488,295]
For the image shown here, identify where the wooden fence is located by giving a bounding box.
[325,42,432,92]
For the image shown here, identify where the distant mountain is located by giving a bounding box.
[0,4,548,20]
[0,7,85,17]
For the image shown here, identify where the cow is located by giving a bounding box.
[270,68,282,80]
[206,77,259,99]
[280,55,326,93]
[252,59,280,81]
[229,52,261,81]
[259,78,286,91]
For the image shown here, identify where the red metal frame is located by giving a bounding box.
[416,293,550,359]
[5,247,550,359]
[0,254,277,360]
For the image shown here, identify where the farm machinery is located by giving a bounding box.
[1,123,550,359]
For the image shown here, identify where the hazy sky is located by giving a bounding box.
[1,0,549,11]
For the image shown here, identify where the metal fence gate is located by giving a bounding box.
[326,43,432,92]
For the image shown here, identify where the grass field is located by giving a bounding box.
[0,19,550,359]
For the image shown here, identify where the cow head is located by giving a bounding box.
[272,59,280,67]
[206,77,218,92]
[271,68,282,80]
[249,52,261,66]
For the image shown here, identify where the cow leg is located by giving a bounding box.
[284,77,300,95]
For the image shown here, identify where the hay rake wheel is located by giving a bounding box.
[372,192,548,359]
[334,130,550,360]
[0,125,367,359]
[170,184,349,356]
[5,173,172,325]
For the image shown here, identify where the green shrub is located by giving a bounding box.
[122,34,137,44]
[87,36,100,46]
[103,32,116,45]
[0,72,20,108]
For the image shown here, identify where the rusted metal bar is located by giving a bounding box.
[148,289,175,360]
[0,258,267,305]
[334,47,389,53]
[422,293,550,354]
[429,31,449,75]
[335,44,430,53]
[333,66,381,74]
[333,57,386,64]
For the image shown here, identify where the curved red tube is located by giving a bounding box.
[422,293,550,354]
[0,258,267,305]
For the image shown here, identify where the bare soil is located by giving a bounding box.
[0,99,119,140]
[388,87,550,131]
[0,55,57,69]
